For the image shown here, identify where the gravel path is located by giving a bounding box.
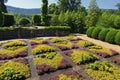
[78,35,120,54]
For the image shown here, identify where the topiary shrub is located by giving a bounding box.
[105,29,118,44]
[19,18,30,26]
[0,10,3,26]
[91,27,102,39]
[3,13,15,26]
[32,14,41,26]
[86,27,95,37]
[115,31,120,45]
[98,28,109,41]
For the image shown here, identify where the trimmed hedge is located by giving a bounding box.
[91,27,102,39]
[3,14,15,26]
[32,14,41,26]
[19,18,30,26]
[115,31,120,45]
[86,27,95,37]
[105,29,118,44]
[98,28,109,41]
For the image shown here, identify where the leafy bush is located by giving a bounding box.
[86,27,95,37]
[69,50,98,64]
[115,31,120,45]
[0,61,30,79]
[19,18,30,26]
[3,13,15,26]
[98,28,109,41]
[105,29,118,43]
[91,27,102,39]
[32,14,41,26]
[32,44,56,55]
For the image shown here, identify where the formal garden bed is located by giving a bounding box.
[0,36,119,80]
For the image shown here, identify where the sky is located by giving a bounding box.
[5,0,120,9]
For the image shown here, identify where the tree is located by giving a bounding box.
[0,9,3,26]
[58,0,81,12]
[48,3,59,14]
[41,0,48,25]
[85,0,100,27]
[32,14,41,26]
[115,3,120,10]
[0,0,7,12]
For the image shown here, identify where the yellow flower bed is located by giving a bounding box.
[34,52,63,69]
[85,61,120,80]
[70,50,98,64]
[0,61,30,79]
[0,47,27,57]
[30,38,45,44]
[32,44,55,55]
[77,40,95,47]
[50,37,68,44]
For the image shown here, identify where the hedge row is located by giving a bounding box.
[0,26,71,40]
[86,27,120,45]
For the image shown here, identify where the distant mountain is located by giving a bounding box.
[6,6,40,14]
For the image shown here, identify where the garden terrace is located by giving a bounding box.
[0,36,119,80]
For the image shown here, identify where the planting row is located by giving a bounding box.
[86,27,120,45]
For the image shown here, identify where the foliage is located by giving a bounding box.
[85,0,100,27]
[0,0,7,12]
[114,15,120,29]
[77,40,95,47]
[41,0,48,25]
[0,61,30,79]
[58,0,81,12]
[86,61,120,80]
[32,44,55,55]
[105,29,118,43]
[98,28,109,41]
[50,14,59,26]
[48,3,59,14]
[0,9,3,26]
[115,31,120,45]
[32,14,41,26]
[45,26,71,30]
[69,50,98,64]
[19,18,30,26]
[3,13,15,26]
[91,27,102,39]
[86,27,95,37]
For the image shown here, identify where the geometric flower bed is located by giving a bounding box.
[30,38,48,45]
[0,40,28,60]
[50,37,78,51]
[32,44,56,55]
[68,50,98,64]
[65,36,81,41]
[34,52,71,75]
[42,70,85,80]
[85,61,120,80]
[0,58,30,80]
[77,40,118,58]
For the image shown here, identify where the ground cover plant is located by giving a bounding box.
[67,50,98,64]
[34,52,71,75]
[30,38,48,45]
[0,58,30,80]
[85,61,120,80]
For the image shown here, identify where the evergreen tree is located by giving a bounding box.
[85,0,100,27]
[0,0,7,13]
[58,0,81,12]
[41,0,48,25]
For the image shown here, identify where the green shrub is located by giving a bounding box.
[86,27,95,37]
[3,13,15,26]
[19,18,30,26]
[115,31,120,45]
[32,14,41,26]
[98,28,109,41]
[0,10,3,26]
[105,29,118,43]
[91,27,102,39]
[45,26,71,30]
